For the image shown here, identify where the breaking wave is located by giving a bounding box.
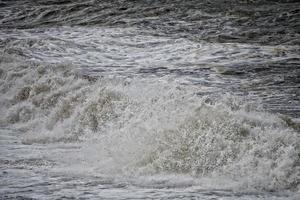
[0,53,299,192]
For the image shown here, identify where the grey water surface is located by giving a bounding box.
[0,0,299,199]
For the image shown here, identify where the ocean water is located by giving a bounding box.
[0,0,299,199]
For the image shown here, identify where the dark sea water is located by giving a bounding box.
[0,0,299,199]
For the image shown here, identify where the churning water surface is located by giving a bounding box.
[0,0,300,199]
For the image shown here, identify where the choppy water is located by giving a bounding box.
[0,0,300,199]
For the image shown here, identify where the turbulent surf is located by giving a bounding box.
[0,0,299,199]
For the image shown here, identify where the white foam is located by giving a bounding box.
[0,53,299,192]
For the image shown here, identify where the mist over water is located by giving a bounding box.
[0,0,300,199]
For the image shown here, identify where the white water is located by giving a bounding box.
[0,25,299,199]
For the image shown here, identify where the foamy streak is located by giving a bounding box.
[0,53,299,192]
[1,0,299,45]
[1,27,299,119]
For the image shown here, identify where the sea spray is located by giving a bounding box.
[2,53,298,192]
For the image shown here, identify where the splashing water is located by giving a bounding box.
[0,53,299,198]
[1,1,300,199]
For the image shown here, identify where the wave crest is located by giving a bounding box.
[0,53,299,191]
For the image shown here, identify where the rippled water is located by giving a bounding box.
[0,0,300,199]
